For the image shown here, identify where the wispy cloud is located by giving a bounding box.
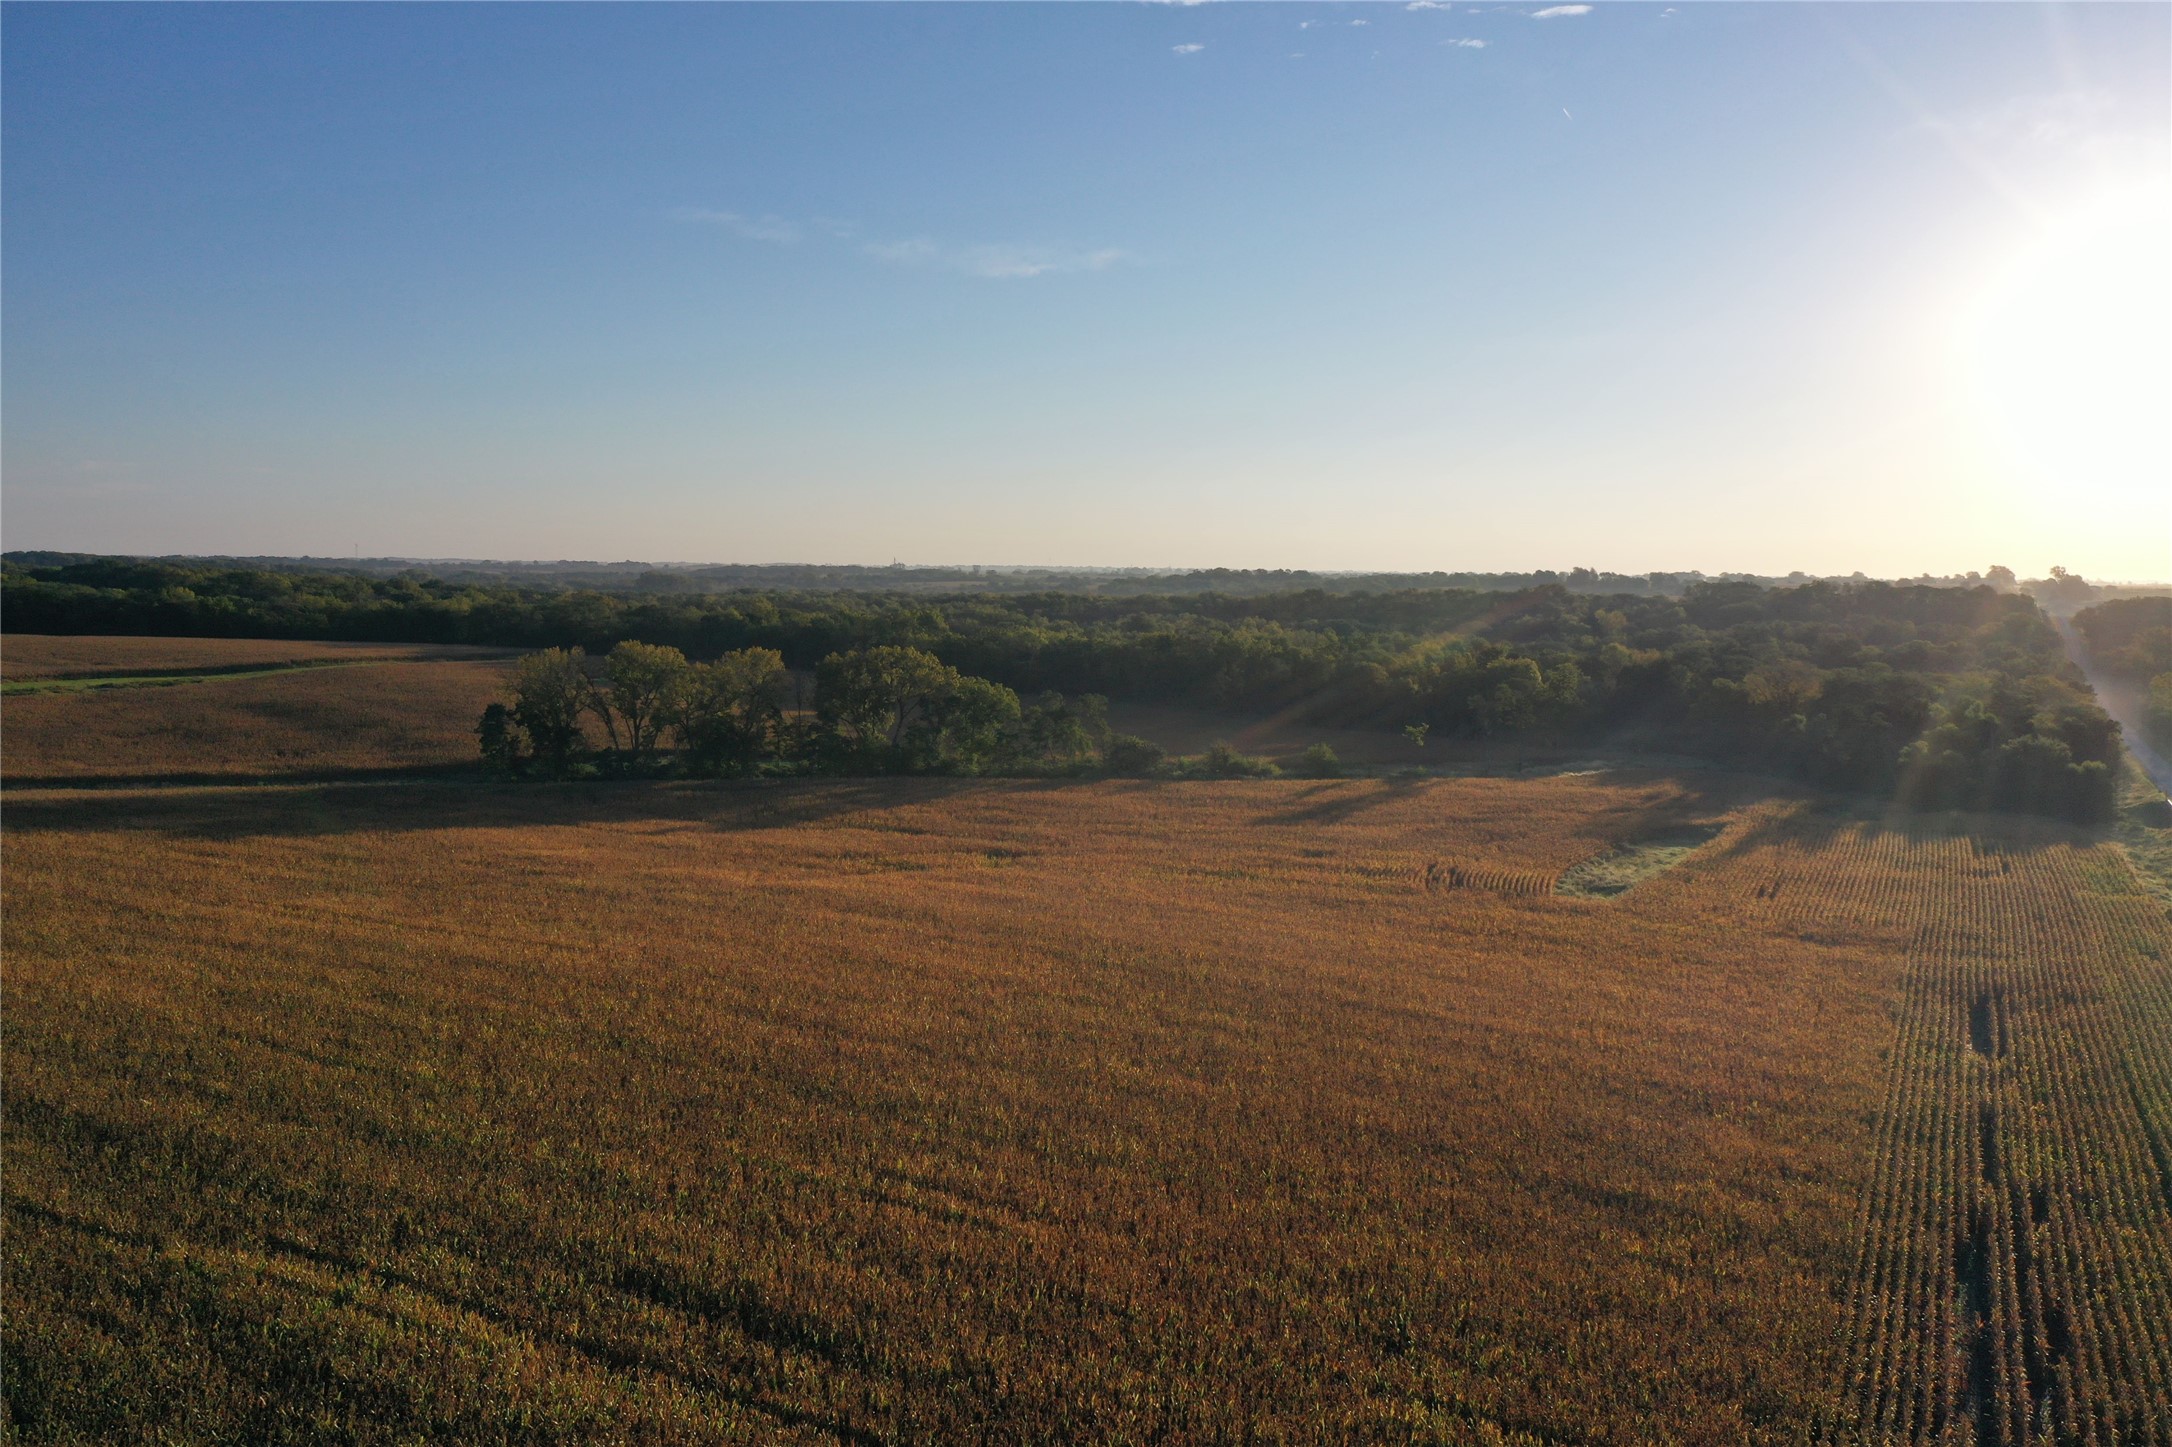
[1907,87,2154,205]
[1837,20,2146,223]
[1406,1,1453,9]
[669,208,801,243]
[868,239,1132,280]
[1171,42,1205,54]
[676,208,1130,280]
[1443,37,1488,48]
[860,238,940,267]
[1531,4,1592,16]
[1934,88,2118,150]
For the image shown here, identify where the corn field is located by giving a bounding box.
[4,774,2167,1442]
[1777,825,2172,1444]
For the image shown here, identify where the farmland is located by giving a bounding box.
[4,637,2170,1443]
[10,0,2172,1433]
[1,634,511,683]
[0,653,514,785]
[1802,821,2172,1443]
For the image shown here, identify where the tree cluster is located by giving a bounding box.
[483,642,1126,780]
[1895,674,2121,823]
[2074,596,2172,754]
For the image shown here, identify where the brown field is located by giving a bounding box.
[6,765,2167,1444]
[1,633,511,681]
[5,640,2170,1443]
[0,658,515,783]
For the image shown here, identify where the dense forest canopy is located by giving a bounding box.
[2076,596,2172,679]
[1,556,2131,822]
[2075,595,2172,753]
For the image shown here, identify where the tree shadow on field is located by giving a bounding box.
[1867,807,2106,856]
[1252,774,1435,828]
[1253,765,1775,840]
[1696,792,2101,867]
[0,775,1047,843]
[10,767,2084,861]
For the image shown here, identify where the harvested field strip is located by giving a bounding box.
[1808,824,2172,1444]
[2,659,384,694]
[0,634,514,680]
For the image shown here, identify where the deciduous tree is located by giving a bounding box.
[511,647,592,773]
[596,641,688,763]
[680,647,789,776]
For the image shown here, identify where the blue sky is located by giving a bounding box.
[4,2,2167,577]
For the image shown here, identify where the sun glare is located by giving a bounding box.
[1961,183,2172,518]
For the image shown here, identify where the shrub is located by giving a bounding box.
[1186,741,1280,779]
[1295,743,1342,779]
[1101,734,1166,777]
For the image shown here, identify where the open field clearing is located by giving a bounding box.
[6,771,2165,1442]
[0,658,514,784]
[1097,703,1630,777]
[1,634,513,682]
[1104,701,1436,770]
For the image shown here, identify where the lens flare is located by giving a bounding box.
[1960,183,2172,522]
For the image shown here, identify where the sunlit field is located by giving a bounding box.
[7,754,2169,1442]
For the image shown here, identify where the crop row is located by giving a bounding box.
[1801,825,2172,1444]
[1415,858,1558,897]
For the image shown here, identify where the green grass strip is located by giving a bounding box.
[1,659,388,696]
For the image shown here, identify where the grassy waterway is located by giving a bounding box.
[1,659,378,695]
[1554,823,1728,898]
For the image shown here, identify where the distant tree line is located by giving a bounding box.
[2075,595,2172,755]
[9,551,1980,598]
[1,556,2126,821]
